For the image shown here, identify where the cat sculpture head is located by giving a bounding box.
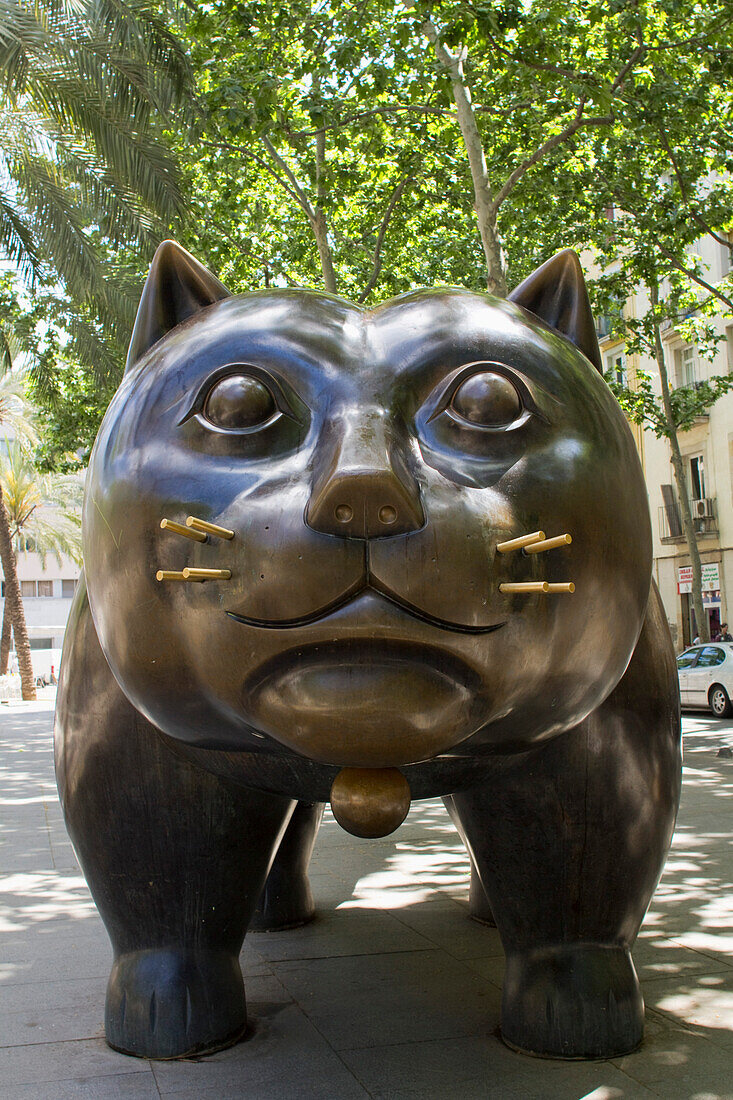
[84,242,651,776]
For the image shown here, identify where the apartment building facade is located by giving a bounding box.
[597,233,733,650]
[0,551,81,657]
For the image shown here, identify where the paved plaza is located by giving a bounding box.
[1,698,731,1099]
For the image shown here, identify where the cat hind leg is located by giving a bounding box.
[250,800,324,931]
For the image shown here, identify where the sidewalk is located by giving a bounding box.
[1,700,731,1099]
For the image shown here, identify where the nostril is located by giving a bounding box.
[379,505,397,525]
[335,504,353,523]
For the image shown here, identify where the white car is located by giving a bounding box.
[676,642,733,717]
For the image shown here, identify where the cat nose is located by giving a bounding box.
[306,408,424,539]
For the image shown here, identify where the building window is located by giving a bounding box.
[596,315,612,339]
[606,349,626,386]
[29,637,54,650]
[15,580,56,598]
[61,579,77,598]
[675,344,698,388]
[689,454,706,501]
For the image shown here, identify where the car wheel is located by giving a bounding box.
[709,685,732,718]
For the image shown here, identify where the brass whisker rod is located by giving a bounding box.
[496,531,545,553]
[156,570,186,582]
[499,580,575,595]
[499,582,549,594]
[160,518,207,542]
[182,568,232,582]
[523,533,572,554]
[186,517,235,540]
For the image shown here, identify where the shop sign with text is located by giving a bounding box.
[678,562,720,594]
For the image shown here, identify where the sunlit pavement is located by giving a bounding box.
[1,700,731,1099]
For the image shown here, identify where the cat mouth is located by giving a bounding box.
[226,578,505,635]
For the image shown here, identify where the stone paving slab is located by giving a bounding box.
[1,700,731,1098]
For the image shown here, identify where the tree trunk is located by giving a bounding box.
[650,281,709,643]
[0,483,35,699]
[312,209,338,294]
[422,18,508,297]
[313,122,338,294]
[0,599,11,675]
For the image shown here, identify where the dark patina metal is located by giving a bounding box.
[55,243,681,1062]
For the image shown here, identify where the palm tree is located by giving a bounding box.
[0,371,39,698]
[0,1,193,374]
[0,438,83,676]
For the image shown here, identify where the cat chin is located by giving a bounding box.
[239,639,489,767]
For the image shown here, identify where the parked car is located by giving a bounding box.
[676,642,733,717]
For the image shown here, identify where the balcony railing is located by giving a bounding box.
[659,496,718,542]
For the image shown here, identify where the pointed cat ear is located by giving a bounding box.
[508,249,602,373]
[125,241,231,371]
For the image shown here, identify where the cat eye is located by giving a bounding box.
[415,360,550,489]
[425,361,540,434]
[204,374,277,431]
[181,364,302,437]
[450,371,522,428]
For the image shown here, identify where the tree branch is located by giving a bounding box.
[281,99,535,140]
[311,92,338,293]
[488,42,645,213]
[260,135,316,222]
[491,99,613,212]
[421,16,507,295]
[199,138,313,220]
[357,174,412,303]
[610,45,646,93]
[645,20,733,52]
[657,128,732,250]
[660,246,733,311]
[477,24,589,81]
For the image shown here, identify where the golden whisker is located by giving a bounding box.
[496,531,545,553]
[523,533,572,554]
[182,567,232,582]
[499,581,549,594]
[156,570,186,581]
[186,517,235,540]
[546,582,575,593]
[160,518,207,543]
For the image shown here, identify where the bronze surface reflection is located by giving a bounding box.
[56,242,681,1064]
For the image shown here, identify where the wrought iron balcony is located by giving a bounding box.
[659,495,718,542]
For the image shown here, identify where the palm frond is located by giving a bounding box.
[0,376,37,449]
[0,0,194,374]
[0,437,83,567]
[0,172,43,280]
[11,150,107,299]
[0,0,48,94]
[29,80,186,223]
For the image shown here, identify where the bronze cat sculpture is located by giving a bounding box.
[55,242,681,1061]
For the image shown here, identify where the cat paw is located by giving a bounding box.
[249,871,316,932]
[105,948,247,1058]
[501,944,643,1059]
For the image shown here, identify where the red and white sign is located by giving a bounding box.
[678,562,720,595]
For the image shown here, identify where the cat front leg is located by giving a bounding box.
[55,587,295,1058]
[447,584,681,1058]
